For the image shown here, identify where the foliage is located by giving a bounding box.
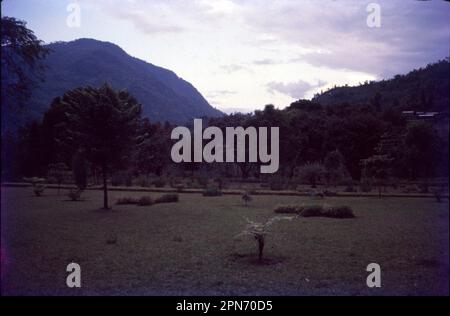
[323,206,355,218]
[236,216,294,261]
[273,204,300,214]
[152,177,166,188]
[297,163,325,188]
[137,196,154,206]
[33,184,45,196]
[1,16,49,117]
[67,188,83,201]
[54,84,142,209]
[241,191,252,206]
[116,197,139,205]
[203,187,222,196]
[298,205,324,217]
[155,194,179,204]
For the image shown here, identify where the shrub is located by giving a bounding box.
[68,188,83,201]
[323,190,338,196]
[242,191,252,206]
[152,177,166,188]
[359,179,372,192]
[116,197,139,205]
[111,172,132,187]
[203,187,222,196]
[324,206,355,218]
[268,177,286,191]
[299,205,324,217]
[33,184,45,196]
[135,175,150,187]
[344,185,356,193]
[273,204,300,214]
[137,196,154,206]
[155,194,179,203]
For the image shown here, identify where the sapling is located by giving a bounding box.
[236,216,293,261]
[242,191,252,206]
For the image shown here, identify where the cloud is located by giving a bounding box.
[253,58,279,65]
[241,0,450,78]
[206,90,237,98]
[220,64,247,73]
[267,80,326,99]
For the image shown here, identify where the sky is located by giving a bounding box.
[2,0,450,113]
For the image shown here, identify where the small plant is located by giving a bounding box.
[431,187,445,203]
[324,206,355,218]
[67,188,83,201]
[33,184,45,196]
[203,187,222,196]
[155,193,179,204]
[242,191,252,206]
[273,204,300,214]
[116,197,139,205]
[236,216,293,261]
[137,196,154,206]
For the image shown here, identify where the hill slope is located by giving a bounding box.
[9,38,223,127]
[312,59,449,112]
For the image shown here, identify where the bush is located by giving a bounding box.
[359,180,372,192]
[137,196,154,206]
[116,197,139,205]
[68,188,83,201]
[135,175,150,187]
[323,190,338,196]
[324,206,355,218]
[299,205,324,217]
[242,191,252,206]
[33,184,45,196]
[344,185,357,193]
[268,177,286,191]
[203,187,222,196]
[111,172,132,187]
[155,194,179,203]
[273,204,300,214]
[152,177,166,188]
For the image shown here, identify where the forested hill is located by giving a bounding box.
[8,38,223,127]
[311,59,449,112]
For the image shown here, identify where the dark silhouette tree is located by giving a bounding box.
[55,84,142,209]
[1,15,49,113]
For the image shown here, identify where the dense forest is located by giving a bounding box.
[2,73,448,188]
[313,59,449,113]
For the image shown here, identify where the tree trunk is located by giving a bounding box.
[102,165,109,209]
[257,235,264,261]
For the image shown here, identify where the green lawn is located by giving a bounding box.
[1,187,448,295]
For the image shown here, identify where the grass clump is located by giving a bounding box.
[68,188,83,201]
[155,193,179,204]
[137,196,154,206]
[274,204,355,218]
[273,204,300,214]
[116,197,139,205]
[324,205,355,218]
[299,205,324,217]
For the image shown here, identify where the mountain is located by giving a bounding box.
[311,59,449,112]
[8,38,223,128]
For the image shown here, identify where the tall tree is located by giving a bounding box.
[55,84,142,209]
[1,16,49,117]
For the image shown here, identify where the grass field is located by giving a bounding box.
[1,187,448,295]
